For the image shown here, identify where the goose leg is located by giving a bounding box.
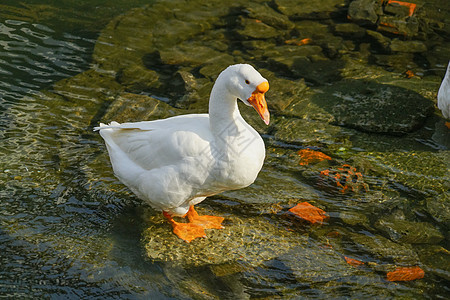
[163,211,206,243]
[186,205,224,229]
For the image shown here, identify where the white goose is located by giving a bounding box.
[438,61,450,128]
[95,64,270,242]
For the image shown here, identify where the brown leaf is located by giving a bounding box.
[344,256,364,267]
[288,202,328,224]
[387,266,425,281]
[297,149,331,166]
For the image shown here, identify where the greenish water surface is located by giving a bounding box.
[1,0,449,299]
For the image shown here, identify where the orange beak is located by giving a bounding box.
[247,81,270,125]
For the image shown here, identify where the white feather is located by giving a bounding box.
[438,61,450,119]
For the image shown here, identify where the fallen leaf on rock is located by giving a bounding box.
[320,164,369,193]
[387,266,425,281]
[297,149,331,166]
[344,256,364,267]
[288,202,328,224]
[386,0,417,17]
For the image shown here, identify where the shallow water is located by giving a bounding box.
[1,0,449,299]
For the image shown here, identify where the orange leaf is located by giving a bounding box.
[386,0,417,16]
[297,149,331,166]
[344,256,364,267]
[405,70,415,78]
[285,38,312,46]
[387,266,425,281]
[288,202,328,224]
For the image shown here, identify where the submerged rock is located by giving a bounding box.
[416,245,450,281]
[141,206,299,266]
[375,218,444,244]
[101,93,182,123]
[347,0,382,26]
[349,232,419,265]
[244,3,295,30]
[237,17,280,40]
[426,193,450,229]
[389,39,427,53]
[274,117,347,147]
[311,79,434,135]
[279,239,362,283]
[275,0,347,20]
[359,151,450,194]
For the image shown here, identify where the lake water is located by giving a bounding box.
[1,0,449,299]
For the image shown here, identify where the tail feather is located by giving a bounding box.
[94,121,121,131]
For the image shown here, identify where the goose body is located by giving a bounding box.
[438,61,450,121]
[96,64,270,242]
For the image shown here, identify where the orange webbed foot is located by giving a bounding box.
[163,211,206,243]
[186,206,225,229]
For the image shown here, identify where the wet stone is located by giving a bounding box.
[347,0,382,26]
[349,232,420,265]
[366,30,391,52]
[373,53,416,71]
[141,206,299,266]
[375,218,444,244]
[384,1,412,17]
[275,0,347,20]
[426,193,450,229]
[198,54,236,80]
[159,44,224,67]
[389,39,427,53]
[222,164,319,205]
[416,245,450,281]
[116,65,161,93]
[274,117,347,147]
[377,15,419,37]
[294,20,329,39]
[334,23,366,38]
[360,151,450,194]
[101,93,182,123]
[279,239,363,283]
[244,3,295,30]
[339,210,370,227]
[311,80,434,135]
[236,17,280,40]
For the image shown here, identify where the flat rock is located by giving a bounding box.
[416,245,450,281]
[334,23,366,38]
[142,206,299,266]
[237,17,280,40]
[275,0,347,20]
[375,218,444,244]
[349,232,420,264]
[274,117,349,148]
[359,151,450,194]
[311,79,434,135]
[426,192,450,228]
[101,92,182,123]
[389,39,427,53]
[348,0,382,26]
[159,44,224,67]
[244,3,295,30]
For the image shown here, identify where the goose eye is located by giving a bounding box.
[245,79,250,85]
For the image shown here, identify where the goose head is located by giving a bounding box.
[221,64,270,125]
